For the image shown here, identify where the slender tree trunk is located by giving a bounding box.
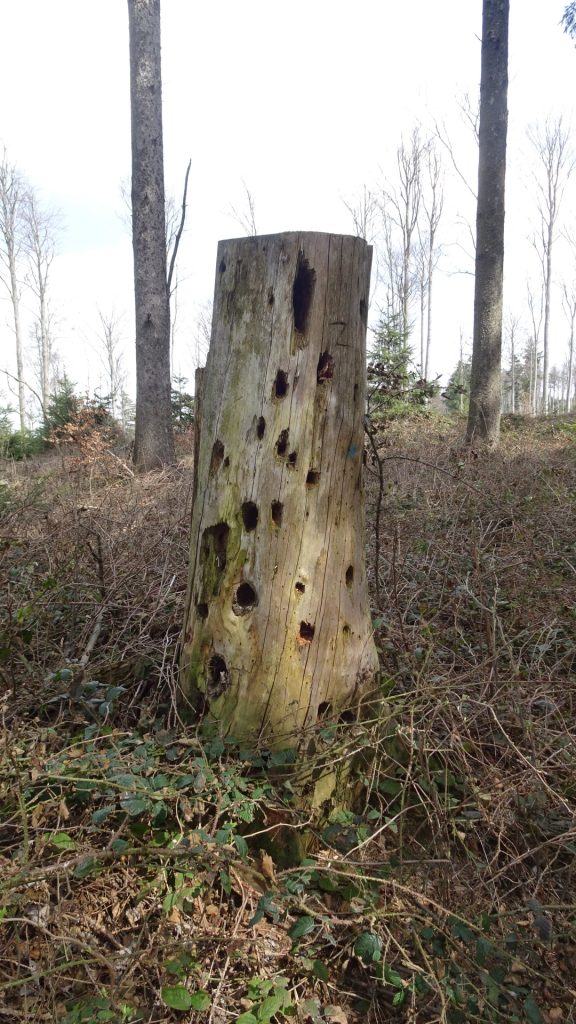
[425,261,433,380]
[181,232,379,746]
[542,224,553,414]
[8,255,26,432]
[39,284,50,415]
[466,0,509,445]
[128,0,174,469]
[561,325,569,409]
[510,333,515,414]
[419,274,425,374]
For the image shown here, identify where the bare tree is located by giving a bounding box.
[228,179,258,237]
[466,0,509,446]
[422,144,444,379]
[343,185,379,243]
[504,312,521,413]
[528,116,574,414]
[127,0,174,469]
[382,129,425,337]
[562,283,576,411]
[24,190,58,419]
[0,153,29,432]
[526,284,543,415]
[96,310,125,420]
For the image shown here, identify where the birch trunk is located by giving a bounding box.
[181,232,379,746]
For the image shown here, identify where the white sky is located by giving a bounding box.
[1,0,575,408]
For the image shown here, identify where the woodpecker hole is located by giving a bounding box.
[359,298,367,325]
[299,621,315,642]
[271,501,283,527]
[274,369,289,398]
[292,253,316,335]
[345,565,354,588]
[317,701,332,719]
[209,439,224,477]
[287,451,298,468]
[196,602,209,620]
[306,469,320,485]
[267,287,275,306]
[342,624,351,638]
[317,351,335,383]
[233,581,258,615]
[295,581,305,594]
[339,709,357,724]
[201,522,230,594]
[241,501,258,532]
[207,654,229,700]
[219,258,226,274]
[276,429,289,457]
[256,416,266,439]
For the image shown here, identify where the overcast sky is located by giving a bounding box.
[1,0,575,406]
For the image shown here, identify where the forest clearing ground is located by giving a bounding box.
[0,414,575,1023]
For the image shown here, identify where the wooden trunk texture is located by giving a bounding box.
[180,232,379,744]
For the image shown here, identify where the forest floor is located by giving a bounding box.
[0,413,575,1024]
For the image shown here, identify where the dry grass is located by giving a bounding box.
[0,415,575,1023]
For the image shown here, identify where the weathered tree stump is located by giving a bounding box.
[180,232,379,746]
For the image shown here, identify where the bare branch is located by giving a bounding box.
[167,158,191,296]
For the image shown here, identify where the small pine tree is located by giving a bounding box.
[171,376,195,432]
[443,357,472,415]
[367,310,436,417]
[43,377,78,440]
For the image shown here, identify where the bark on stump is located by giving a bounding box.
[181,231,379,746]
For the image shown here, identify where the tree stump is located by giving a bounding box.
[180,232,379,746]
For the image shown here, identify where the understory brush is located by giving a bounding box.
[0,417,575,1023]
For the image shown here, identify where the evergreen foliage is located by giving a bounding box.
[171,375,195,432]
[367,311,437,418]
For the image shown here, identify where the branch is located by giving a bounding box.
[167,158,191,297]
[1,367,45,417]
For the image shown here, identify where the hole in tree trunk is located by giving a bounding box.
[256,416,266,439]
[317,701,332,719]
[345,565,354,588]
[200,523,230,595]
[295,581,305,594]
[292,253,316,335]
[339,708,356,724]
[207,654,229,700]
[271,501,283,526]
[299,621,315,642]
[317,351,335,383]
[267,287,275,306]
[274,370,289,398]
[359,298,367,325]
[233,581,258,615]
[196,602,209,620]
[306,469,320,485]
[209,439,224,477]
[219,259,226,274]
[342,624,351,638]
[287,451,298,468]
[241,501,258,532]
[276,429,289,457]
[223,456,230,468]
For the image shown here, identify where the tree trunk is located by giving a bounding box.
[542,224,553,415]
[181,231,379,746]
[466,0,509,446]
[128,0,174,470]
[8,253,26,432]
